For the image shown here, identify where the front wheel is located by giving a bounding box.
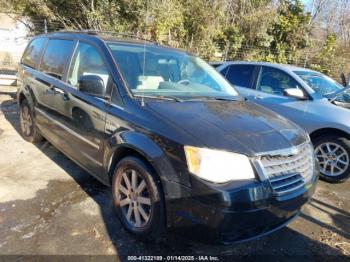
[112,156,166,241]
[314,135,350,183]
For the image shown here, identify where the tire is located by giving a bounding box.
[112,156,166,241]
[19,99,43,143]
[313,135,350,183]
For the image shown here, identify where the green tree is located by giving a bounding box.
[269,0,311,63]
[9,0,348,79]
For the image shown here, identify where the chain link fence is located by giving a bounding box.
[1,18,349,85]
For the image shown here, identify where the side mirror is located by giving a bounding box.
[78,75,106,98]
[283,88,307,100]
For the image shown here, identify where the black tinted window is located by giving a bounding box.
[21,38,46,68]
[220,66,229,77]
[223,65,255,88]
[40,39,74,80]
[257,67,301,95]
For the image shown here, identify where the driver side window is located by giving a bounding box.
[68,42,111,92]
[257,67,300,96]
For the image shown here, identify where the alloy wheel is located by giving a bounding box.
[118,169,152,227]
[315,142,349,177]
[20,104,32,136]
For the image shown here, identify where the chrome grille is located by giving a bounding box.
[259,142,314,195]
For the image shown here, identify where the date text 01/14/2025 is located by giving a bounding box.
[127,255,220,261]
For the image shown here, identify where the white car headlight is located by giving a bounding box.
[184,146,256,183]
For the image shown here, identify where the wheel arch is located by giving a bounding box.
[105,131,191,227]
[105,131,180,185]
[310,128,350,143]
[18,91,26,105]
[310,127,350,183]
[17,86,36,109]
[107,143,169,226]
[107,145,161,183]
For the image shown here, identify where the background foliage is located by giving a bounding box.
[3,0,350,82]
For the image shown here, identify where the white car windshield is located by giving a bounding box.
[108,43,238,99]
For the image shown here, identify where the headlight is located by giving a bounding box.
[184,146,256,183]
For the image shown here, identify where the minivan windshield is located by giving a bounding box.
[108,43,238,99]
[295,70,350,102]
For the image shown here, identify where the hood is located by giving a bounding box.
[146,99,308,155]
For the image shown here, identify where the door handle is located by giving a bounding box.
[51,86,64,94]
[254,95,263,100]
[62,93,70,101]
[45,85,55,94]
[50,86,70,101]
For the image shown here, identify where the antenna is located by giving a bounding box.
[141,0,149,107]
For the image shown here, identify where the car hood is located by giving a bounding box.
[145,100,308,155]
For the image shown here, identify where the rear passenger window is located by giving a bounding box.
[40,39,74,80]
[224,65,255,88]
[21,38,46,69]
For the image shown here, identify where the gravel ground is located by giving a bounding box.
[0,86,349,261]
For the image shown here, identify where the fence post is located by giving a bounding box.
[304,54,308,68]
[224,40,230,61]
[44,19,47,34]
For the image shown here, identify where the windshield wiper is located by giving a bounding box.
[209,96,239,101]
[134,94,184,102]
[133,94,243,103]
[328,86,350,103]
[184,96,241,102]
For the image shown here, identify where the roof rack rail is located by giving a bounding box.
[57,29,159,45]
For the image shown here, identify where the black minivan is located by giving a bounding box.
[17,31,318,243]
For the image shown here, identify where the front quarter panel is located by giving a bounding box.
[295,98,350,135]
[238,85,350,137]
[103,128,191,195]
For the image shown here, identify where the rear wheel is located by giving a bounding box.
[314,135,350,183]
[19,99,43,143]
[112,156,166,241]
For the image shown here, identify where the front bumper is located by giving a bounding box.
[165,169,318,244]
